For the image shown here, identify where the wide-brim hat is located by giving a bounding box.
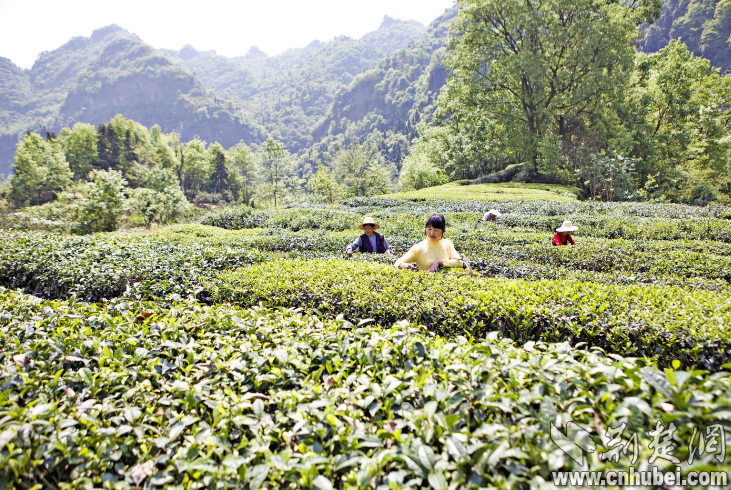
[358,217,381,230]
[556,220,578,232]
[487,209,501,217]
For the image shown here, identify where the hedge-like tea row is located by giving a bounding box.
[2,226,729,313]
[341,196,731,219]
[1,288,729,489]
[0,231,268,302]
[201,200,731,245]
[208,259,731,369]
[200,207,360,232]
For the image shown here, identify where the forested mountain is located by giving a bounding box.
[640,0,731,71]
[303,8,456,171]
[0,25,265,175]
[0,15,436,176]
[160,14,434,169]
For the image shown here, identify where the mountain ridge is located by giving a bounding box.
[0,14,439,175]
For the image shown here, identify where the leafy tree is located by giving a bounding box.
[333,143,393,197]
[59,123,99,179]
[140,166,180,192]
[9,132,72,206]
[210,149,231,195]
[309,164,342,203]
[398,154,449,191]
[621,40,731,198]
[258,138,292,207]
[149,125,180,171]
[131,186,189,229]
[440,0,659,171]
[227,141,257,205]
[72,170,128,234]
[182,139,211,198]
[96,123,112,171]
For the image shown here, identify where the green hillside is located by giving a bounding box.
[0,25,265,176]
[161,14,434,167]
[0,15,440,176]
[302,8,456,171]
[640,0,731,70]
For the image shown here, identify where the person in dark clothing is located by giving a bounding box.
[552,220,578,246]
[346,217,390,255]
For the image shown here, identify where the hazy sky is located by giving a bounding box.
[0,0,456,69]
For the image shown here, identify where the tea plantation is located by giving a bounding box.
[1,185,730,489]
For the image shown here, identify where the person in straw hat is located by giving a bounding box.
[553,220,578,246]
[346,217,390,255]
[482,209,501,223]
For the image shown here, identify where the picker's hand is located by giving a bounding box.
[346,248,353,257]
[428,260,443,273]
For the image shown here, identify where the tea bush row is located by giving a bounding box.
[167,225,731,285]
[1,227,729,310]
[208,259,731,370]
[0,231,268,302]
[1,288,728,489]
[201,207,359,233]
[202,201,731,243]
[341,196,731,219]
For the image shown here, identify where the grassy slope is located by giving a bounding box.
[387,182,581,202]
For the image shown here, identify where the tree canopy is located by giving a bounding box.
[440,0,661,170]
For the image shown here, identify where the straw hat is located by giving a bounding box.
[358,217,381,230]
[556,220,578,232]
[486,209,501,217]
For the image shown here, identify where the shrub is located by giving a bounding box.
[0,230,267,302]
[398,154,449,191]
[470,163,524,184]
[131,186,189,228]
[686,182,719,206]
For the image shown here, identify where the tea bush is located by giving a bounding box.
[201,207,358,232]
[208,259,731,369]
[2,222,730,314]
[1,288,728,489]
[0,231,268,302]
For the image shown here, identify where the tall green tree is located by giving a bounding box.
[60,123,99,180]
[309,164,342,204]
[227,141,257,205]
[182,139,211,198]
[332,143,392,197]
[625,40,731,197]
[149,125,179,171]
[440,0,660,171]
[210,149,232,195]
[258,138,292,207]
[9,132,72,206]
[72,170,128,234]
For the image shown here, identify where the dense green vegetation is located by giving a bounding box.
[3,1,731,485]
[3,189,731,369]
[4,0,731,205]
[640,0,731,71]
[431,0,731,205]
[1,288,730,489]
[209,258,731,368]
[0,25,265,176]
[0,13,446,177]
[1,184,730,487]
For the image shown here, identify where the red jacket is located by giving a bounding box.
[552,233,575,246]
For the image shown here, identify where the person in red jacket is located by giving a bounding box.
[553,220,578,246]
